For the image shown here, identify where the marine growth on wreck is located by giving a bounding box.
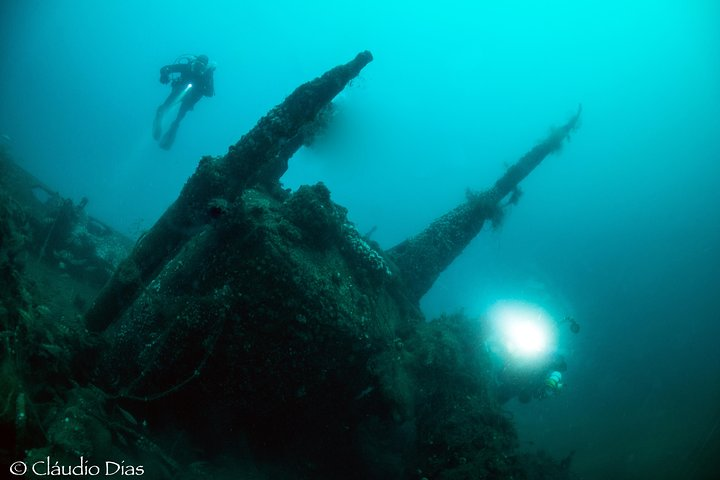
[0,52,581,479]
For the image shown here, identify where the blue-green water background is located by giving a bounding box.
[1,1,719,478]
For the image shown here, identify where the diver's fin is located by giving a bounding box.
[152,112,163,141]
[159,135,174,150]
[159,125,177,150]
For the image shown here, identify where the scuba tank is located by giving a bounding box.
[543,370,563,396]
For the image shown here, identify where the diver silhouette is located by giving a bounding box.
[153,54,215,150]
[496,353,567,404]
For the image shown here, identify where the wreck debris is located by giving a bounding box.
[87,95,582,478]
[387,105,582,301]
[0,153,132,286]
[85,51,374,332]
[1,48,587,478]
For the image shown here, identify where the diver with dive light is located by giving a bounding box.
[486,305,579,404]
[153,54,215,150]
[496,352,567,404]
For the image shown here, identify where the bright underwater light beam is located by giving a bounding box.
[488,300,556,361]
[505,317,548,356]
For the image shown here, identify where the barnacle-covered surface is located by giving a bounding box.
[0,53,582,479]
[0,148,132,476]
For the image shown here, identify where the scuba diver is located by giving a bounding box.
[495,352,567,404]
[153,54,215,150]
[562,316,580,334]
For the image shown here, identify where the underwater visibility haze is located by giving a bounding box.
[1,0,719,479]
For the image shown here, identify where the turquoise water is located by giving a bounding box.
[1,1,719,478]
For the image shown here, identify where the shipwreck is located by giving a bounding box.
[0,51,580,479]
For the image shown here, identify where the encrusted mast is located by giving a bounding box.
[85,51,374,332]
[0,41,591,478]
[387,106,582,301]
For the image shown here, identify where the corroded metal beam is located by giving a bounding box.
[85,51,373,332]
[387,106,582,301]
